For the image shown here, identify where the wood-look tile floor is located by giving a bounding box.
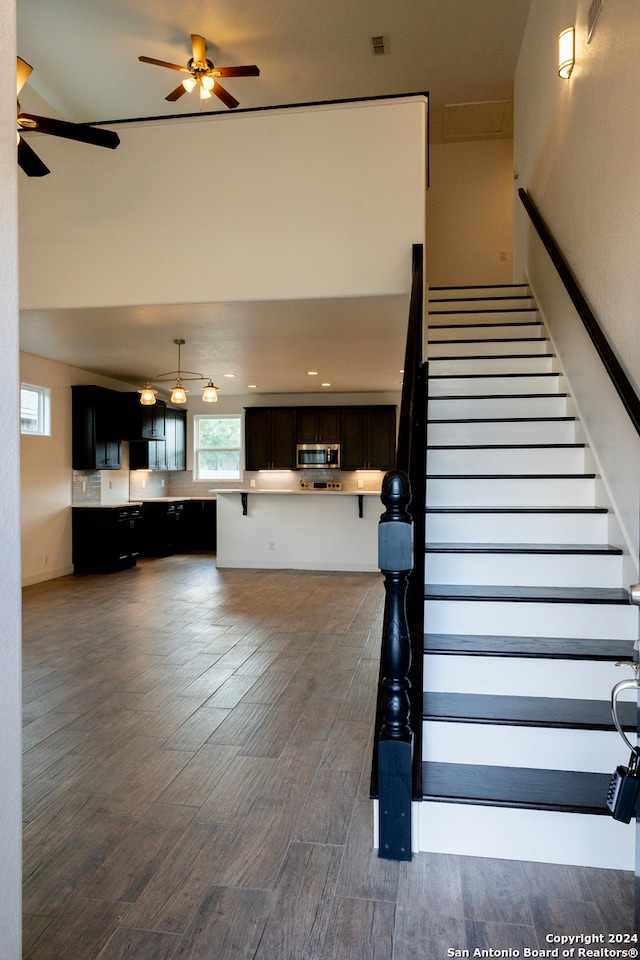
[22,555,634,959]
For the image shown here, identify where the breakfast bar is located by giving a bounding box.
[214,489,382,571]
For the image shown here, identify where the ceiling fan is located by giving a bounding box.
[139,33,259,109]
[16,57,120,178]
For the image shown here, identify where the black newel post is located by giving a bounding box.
[377,470,413,860]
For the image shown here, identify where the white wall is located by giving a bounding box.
[19,97,427,311]
[0,0,22,954]
[514,0,640,567]
[20,352,139,586]
[426,139,514,287]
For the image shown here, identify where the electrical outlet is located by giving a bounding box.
[500,250,508,261]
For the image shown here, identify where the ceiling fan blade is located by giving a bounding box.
[17,136,49,177]
[212,81,239,110]
[139,56,190,73]
[18,113,120,149]
[212,65,260,78]
[16,57,33,95]
[165,83,188,102]
[191,34,207,66]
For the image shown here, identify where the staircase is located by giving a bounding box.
[418,283,638,869]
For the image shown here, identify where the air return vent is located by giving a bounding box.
[370,35,389,55]
[588,0,603,42]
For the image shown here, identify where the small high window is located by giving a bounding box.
[20,384,51,436]
[194,414,242,480]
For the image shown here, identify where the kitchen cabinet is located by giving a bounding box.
[72,385,122,470]
[341,405,396,471]
[245,407,296,470]
[295,407,340,443]
[129,439,167,471]
[139,500,186,556]
[184,499,217,550]
[72,504,141,573]
[128,406,186,472]
[119,393,166,441]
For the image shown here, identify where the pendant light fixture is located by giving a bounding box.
[139,339,219,405]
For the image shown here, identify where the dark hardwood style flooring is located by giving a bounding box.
[22,555,633,958]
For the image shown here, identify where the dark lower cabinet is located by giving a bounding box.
[72,505,141,573]
[139,501,186,556]
[184,499,217,551]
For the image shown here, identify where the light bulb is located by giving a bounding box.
[199,85,212,100]
[170,382,188,404]
[201,381,219,402]
[182,76,197,93]
[201,75,215,91]
[139,384,157,405]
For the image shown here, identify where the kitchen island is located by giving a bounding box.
[215,489,382,571]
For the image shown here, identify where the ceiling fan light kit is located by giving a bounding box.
[140,339,219,406]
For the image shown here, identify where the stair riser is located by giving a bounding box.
[425,552,623,588]
[428,323,544,342]
[423,599,638,640]
[430,298,536,311]
[423,653,635,700]
[422,721,625,774]
[428,310,538,326]
[428,339,550,358]
[417,802,634,869]
[426,476,596,508]
[429,375,562,397]
[427,446,585,475]
[429,286,530,300]
[426,512,609,544]
[428,420,576,445]
[428,396,570,419]
[430,356,556,377]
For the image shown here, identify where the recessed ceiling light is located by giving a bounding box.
[321,382,331,387]
[247,384,257,389]
[307,371,318,376]
[223,373,236,378]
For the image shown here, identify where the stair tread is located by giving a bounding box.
[422,691,635,730]
[424,584,630,604]
[430,372,561,380]
[423,632,635,661]
[428,337,547,345]
[427,442,585,450]
[431,393,569,400]
[425,507,607,514]
[428,417,576,424]
[430,308,537,315]
[422,762,613,815]
[431,353,555,361]
[425,542,622,555]
[429,321,540,330]
[426,473,596,479]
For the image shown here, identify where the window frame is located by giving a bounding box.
[20,383,51,436]
[193,413,243,482]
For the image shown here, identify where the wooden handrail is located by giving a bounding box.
[519,188,640,436]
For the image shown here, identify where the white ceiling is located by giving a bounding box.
[17,0,531,397]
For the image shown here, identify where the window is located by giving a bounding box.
[20,383,51,436]
[194,414,242,480]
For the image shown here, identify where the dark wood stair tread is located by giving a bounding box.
[430,371,561,380]
[430,392,569,400]
[425,473,596,480]
[423,632,635,661]
[426,507,607,514]
[425,542,622,555]
[429,307,537,315]
[427,417,576,424]
[427,442,584,450]
[422,691,635,730]
[424,583,630,604]
[422,762,613,815]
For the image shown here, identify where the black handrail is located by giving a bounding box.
[518,188,640,437]
[372,243,426,859]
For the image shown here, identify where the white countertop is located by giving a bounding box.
[214,488,380,496]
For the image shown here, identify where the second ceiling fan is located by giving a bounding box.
[139,33,259,109]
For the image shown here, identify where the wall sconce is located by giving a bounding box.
[558,26,575,79]
[139,339,219,405]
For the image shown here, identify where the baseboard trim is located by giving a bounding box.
[22,565,74,587]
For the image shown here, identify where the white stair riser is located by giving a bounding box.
[430,298,536,311]
[424,599,638,640]
[425,551,622,588]
[417,802,634,869]
[428,420,576,445]
[427,446,585,475]
[429,375,562,397]
[429,286,530,300]
[428,396,569,419]
[428,310,538,326]
[428,323,544,342]
[428,339,550,358]
[426,476,595,508]
[423,654,636,700]
[430,355,555,377]
[422,721,625,774]
[426,511,609,544]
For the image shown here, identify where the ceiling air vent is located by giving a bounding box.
[588,0,603,42]
[370,35,389,55]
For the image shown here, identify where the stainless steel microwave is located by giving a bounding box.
[296,443,340,469]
